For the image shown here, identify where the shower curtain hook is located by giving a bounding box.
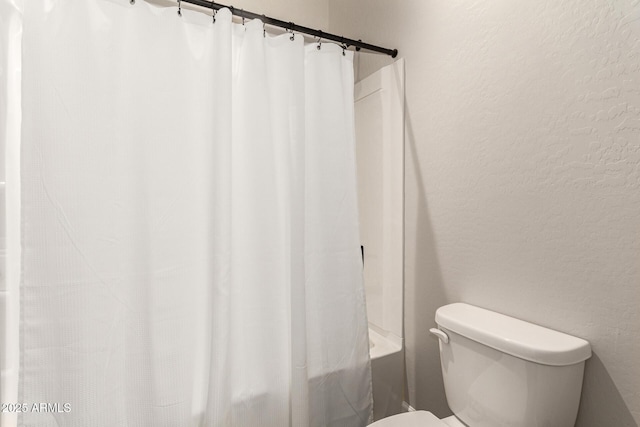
[241,9,245,26]
[211,2,216,23]
[340,36,347,56]
[288,22,295,41]
[263,15,266,37]
[316,31,322,50]
[177,0,182,17]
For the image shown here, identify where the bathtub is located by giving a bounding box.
[369,327,404,421]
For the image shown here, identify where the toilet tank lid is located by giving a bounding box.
[435,303,592,366]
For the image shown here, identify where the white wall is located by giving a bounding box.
[329,1,640,425]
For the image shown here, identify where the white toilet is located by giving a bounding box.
[371,303,592,427]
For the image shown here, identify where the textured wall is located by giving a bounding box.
[329,1,640,425]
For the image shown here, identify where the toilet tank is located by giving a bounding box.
[434,303,591,427]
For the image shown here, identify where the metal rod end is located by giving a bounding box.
[391,49,398,58]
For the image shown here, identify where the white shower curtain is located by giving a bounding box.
[15,1,372,426]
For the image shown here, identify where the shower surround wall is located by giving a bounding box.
[329,1,640,426]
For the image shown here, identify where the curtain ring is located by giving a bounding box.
[177,0,182,17]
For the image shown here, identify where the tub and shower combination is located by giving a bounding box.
[355,58,406,421]
[0,3,406,425]
[369,327,404,420]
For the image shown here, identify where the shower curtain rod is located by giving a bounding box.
[178,0,399,58]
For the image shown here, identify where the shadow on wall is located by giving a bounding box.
[577,353,638,427]
[402,99,638,426]
[402,100,450,418]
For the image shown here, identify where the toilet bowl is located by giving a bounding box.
[367,411,443,426]
[369,411,465,427]
[370,303,591,427]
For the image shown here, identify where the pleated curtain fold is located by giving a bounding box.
[16,1,372,426]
